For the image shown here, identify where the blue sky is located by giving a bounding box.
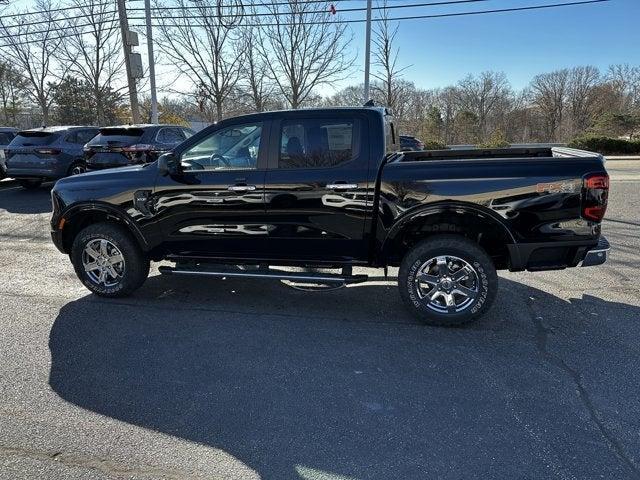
[332,0,640,92]
[13,0,640,96]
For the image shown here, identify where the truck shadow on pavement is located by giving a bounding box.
[0,184,52,214]
[48,275,640,479]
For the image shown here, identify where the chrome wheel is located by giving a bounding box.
[70,164,86,175]
[82,239,126,287]
[415,255,479,314]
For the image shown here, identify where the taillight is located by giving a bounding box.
[582,172,609,222]
[122,144,153,153]
[35,148,61,155]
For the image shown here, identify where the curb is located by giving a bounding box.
[605,156,640,161]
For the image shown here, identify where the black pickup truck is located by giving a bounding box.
[50,106,610,326]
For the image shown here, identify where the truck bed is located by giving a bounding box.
[397,146,602,162]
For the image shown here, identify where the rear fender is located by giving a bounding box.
[380,201,516,260]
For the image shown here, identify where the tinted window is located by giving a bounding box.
[0,132,15,144]
[87,128,145,146]
[157,128,184,144]
[181,123,262,171]
[11,131,59,146]
[76,129,98,144]
[279,119,354,168]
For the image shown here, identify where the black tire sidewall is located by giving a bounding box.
[18,180,42,189]
[68,161,86,176]
[71,223,149,297]
[399,237,498,326]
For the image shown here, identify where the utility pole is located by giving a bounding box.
[117,0,141,123]
[363,0,372,104]
[144,0,158,123]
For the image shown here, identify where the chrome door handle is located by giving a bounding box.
[326,183,358,190]
[227,185,256,192]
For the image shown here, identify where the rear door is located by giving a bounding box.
[263,113,373,262]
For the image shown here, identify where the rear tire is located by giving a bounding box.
[71,222,150,297]
[398,235,498,327]
[68,160,87,176]
[18,179,42,190]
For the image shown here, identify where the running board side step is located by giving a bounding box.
[158,266,368,284]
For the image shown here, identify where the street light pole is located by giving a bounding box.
[363,0,372,104]
[144,0,158,124]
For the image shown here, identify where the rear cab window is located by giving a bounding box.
[279,118,357,169]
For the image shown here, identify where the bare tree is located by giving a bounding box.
[237,27,273,112]
[0,61,27,125]
[606,64,640,112]
[566,66,600,136]
[56,0,124,124]
[456,71,512,140]
[255,0,354,109]
[0,0,63,124]
[154,0,243,122]
[371,0,409,112]
[529,69,570,142]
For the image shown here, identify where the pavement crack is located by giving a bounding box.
[0,444,205,479]
[526,295,640,478]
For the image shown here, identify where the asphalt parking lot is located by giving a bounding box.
[0,161,639,480]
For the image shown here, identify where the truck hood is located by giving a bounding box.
[52,163,158,205]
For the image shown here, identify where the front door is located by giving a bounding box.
[263,115,373,262]
[152,121,269,258]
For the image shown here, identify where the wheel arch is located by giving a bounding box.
[59,203,148,254]
[380,202,516,268]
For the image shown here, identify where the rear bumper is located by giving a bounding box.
[507,236,609,271]
[6,164,68,180]
[578,236,610,267]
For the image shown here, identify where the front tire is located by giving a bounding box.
[18,179,42,189]
[71,222,150,297]
[398,235,498,327]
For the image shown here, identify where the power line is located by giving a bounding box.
[131,0,610,27]
[0,0,610,48]
[127,0,492,20]
[0,1,111,19]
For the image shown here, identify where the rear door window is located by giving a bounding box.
[0,132,15,144]
[11,131,59,146]
[279,119,356,169]
[156,127,184,145]
[75,129,98,144]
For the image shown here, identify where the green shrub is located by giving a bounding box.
[568,136,640,155]
[422,140,447,150]
[477,130,510,149]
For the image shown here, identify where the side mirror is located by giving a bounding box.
[157,152,180,176]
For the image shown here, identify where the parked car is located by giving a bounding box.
[399,135,424,151]
[4,126,99,189]
[84,124,195,171]
[0,127,18,179]
[50,106,609,327]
